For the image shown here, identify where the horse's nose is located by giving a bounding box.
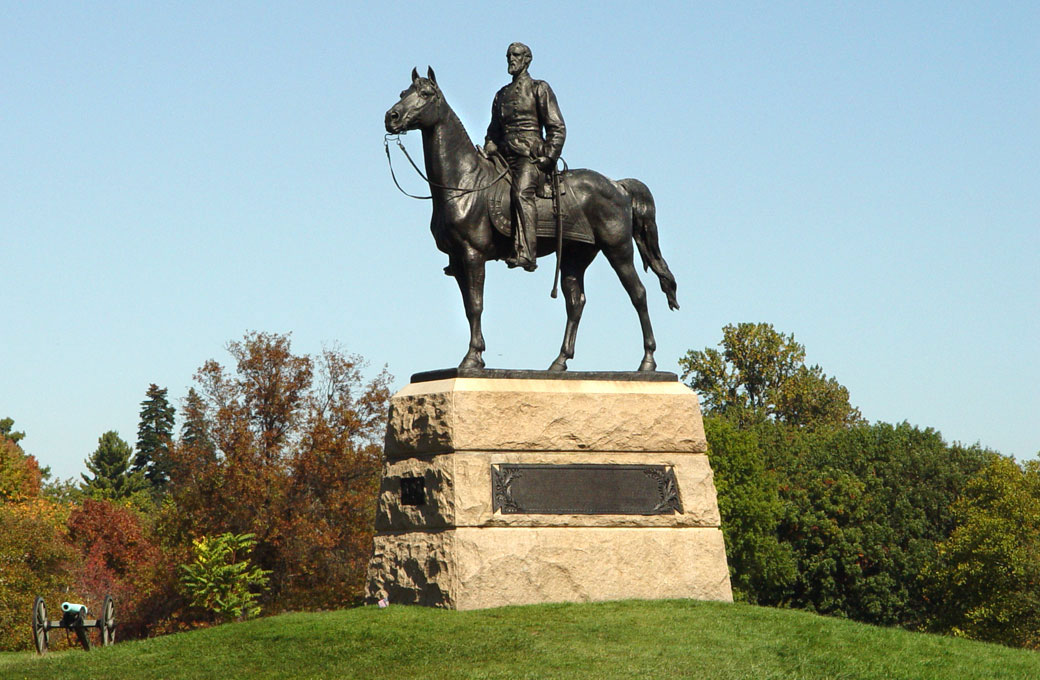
[385,107,401,132]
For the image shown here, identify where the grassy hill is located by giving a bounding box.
[1,600,1036,679]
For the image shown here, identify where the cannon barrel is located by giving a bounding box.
[61,602,88,616]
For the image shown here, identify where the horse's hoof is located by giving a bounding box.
[459,356,485,370]
[547,359,568,372]
[637,358,657,372]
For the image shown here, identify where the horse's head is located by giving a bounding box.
[386,67,444,134]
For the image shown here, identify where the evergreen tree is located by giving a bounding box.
[0,418,26,445]
[132,384,176,490]
[179,387,214,459]
[81,431,146,500]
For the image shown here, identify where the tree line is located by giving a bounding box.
[684,323,1040,649]
[0,332,389,650]
[1,324,1036,650]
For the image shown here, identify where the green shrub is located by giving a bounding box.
[178,532,270,622]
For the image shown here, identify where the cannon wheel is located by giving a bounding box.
[101,595,115,646]
[32,596,48,655]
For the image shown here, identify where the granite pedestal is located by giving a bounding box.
[365,370,733,609]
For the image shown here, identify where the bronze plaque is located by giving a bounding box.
[492,464,682,515]
[400,476,426,506]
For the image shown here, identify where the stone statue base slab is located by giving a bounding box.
[365,375,733,610]
[411,368,679,383]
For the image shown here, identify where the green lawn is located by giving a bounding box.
[0,600,1035,679]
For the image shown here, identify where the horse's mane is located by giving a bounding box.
[425,80,502,176]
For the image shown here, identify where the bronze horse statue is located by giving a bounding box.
[385,68,679,371]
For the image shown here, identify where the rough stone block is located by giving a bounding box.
[385,378,707,457]
[375,451,721,531]
[366,527,733,609]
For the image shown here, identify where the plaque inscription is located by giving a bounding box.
[400,476,426,506]
[491,464,682,515]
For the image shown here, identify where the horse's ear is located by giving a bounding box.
[427,66,438,85]
[411,67,420,84]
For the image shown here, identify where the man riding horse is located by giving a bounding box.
[384,57,679,371]
[479,42,566,272]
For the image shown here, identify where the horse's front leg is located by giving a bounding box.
[454,248,486,369]
[549,247,595,371]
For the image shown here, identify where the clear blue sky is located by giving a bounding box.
[3,2,1037,480]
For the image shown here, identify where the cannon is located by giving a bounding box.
[31,595,115,654]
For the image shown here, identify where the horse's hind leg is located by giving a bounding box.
[549,245,597,371]
[603,240,657,371]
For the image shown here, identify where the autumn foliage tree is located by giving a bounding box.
[0,499,78,650]
[161,332,391,611]
[67,499,174,639]
[0,418,42,502]
[0,420,77,650]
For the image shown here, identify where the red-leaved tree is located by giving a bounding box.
[67,499,178,639]
[161,332,390,612]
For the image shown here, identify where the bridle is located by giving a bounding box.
[384,133,509,201]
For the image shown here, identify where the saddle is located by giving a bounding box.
[487,168,595,245]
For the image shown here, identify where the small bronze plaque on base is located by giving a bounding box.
[400,477,426,506]
[492,464,682,515]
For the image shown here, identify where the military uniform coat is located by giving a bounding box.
[485,72,566,162]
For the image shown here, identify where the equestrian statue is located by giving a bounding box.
[384,45,679,372]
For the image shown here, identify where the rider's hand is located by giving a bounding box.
[534,156,555,174]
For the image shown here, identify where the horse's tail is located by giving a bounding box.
[618,178,679,310]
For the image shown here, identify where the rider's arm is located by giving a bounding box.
[484,90,503,154]
[536,81,566,162]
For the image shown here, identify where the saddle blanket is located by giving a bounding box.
[487,174,595,245]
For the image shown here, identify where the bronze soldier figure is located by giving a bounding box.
[481,42,566,272]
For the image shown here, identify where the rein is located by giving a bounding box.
[384,133,509,200]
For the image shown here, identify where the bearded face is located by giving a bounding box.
[506,44,531,76]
